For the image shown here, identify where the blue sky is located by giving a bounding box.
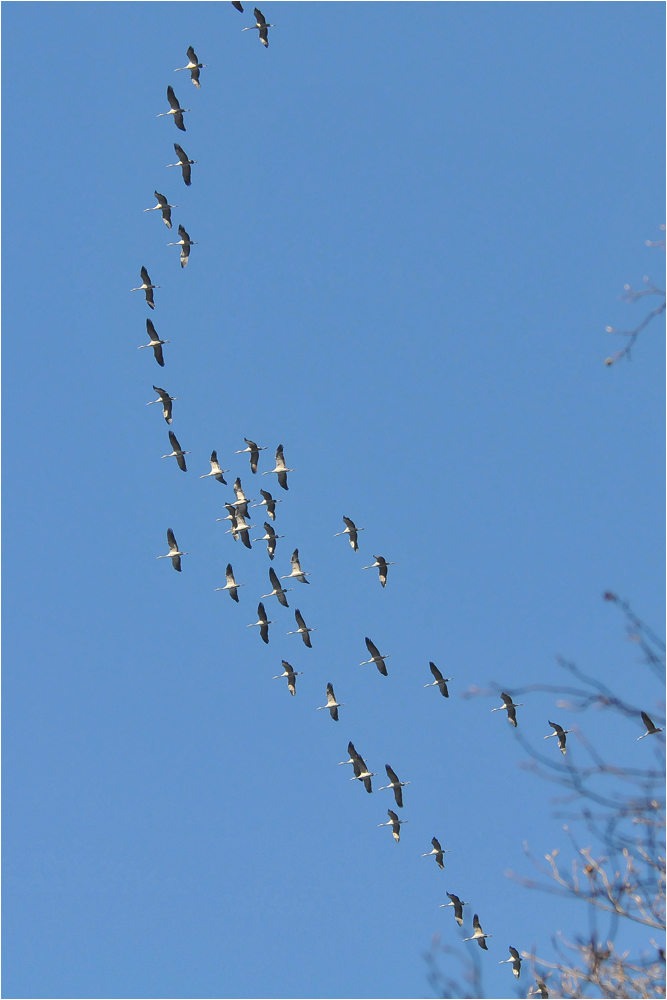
[3,2,664,998]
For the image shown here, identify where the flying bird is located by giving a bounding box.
[157,528,187,572]
[360,637,390,676]
[463,914,492,950]
[424,662,453,698]
[253,521,283,560]
[161,430,190,472]
[362,555,394,587]
[138,319,169,366]
[232,477,253,518]
[167,143,196,186]
[242,7,274,46]
[499,947,522,979]
[281,549,310,585]
[168,224,197,268]
[175,46,207,88]
[252,489,281,521]
[544,720,573,755]
[338,742,374,793]
[144,191,177,229]
[200,451,229,484]
[216,503,240,541]
[228,509,254,549]
[638,711,665,739]
[262,444,292,490]
[440,893,469,925]
[236,438,266,473]
[262,567,291,607]
[231,0,244,9]
[131,266,159,309]
[378,765,410,808]
[491,692,523,727]
[273,660,301,696]
[247,602,274,644]
[529,980,550,999]
[157,85,191,131]
[287,609,315,647]
[422,837,450,870]
[317,683,344,721]
[147,385,177,424]
[334,516,364,551]
[214,563,243,602]
[378,809,406,843]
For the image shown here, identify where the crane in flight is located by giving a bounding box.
[242,7,274,47]
[378,765,410,808]
[287,609,315,647]
[360,637,389,676]
[131,266,159,309]
[253,522,283,560]
[138,319,169,366]
[144,191,177,229]
[157,85,191,131]
[638,711,665,739]
[214,564,243,602]
[334,516,364,551]
[463,914,492,950]
[161,431,189,472]
[378,810,406,843]
[499,946,522,979]
[262,567,291,607]
[440,892,468,925]
[168,224,197,268]
[167,143,196,186]
[147,385,177,424]
[424,662,453,698]
[232,478,253,518]
[362,555,394,587]
[491,692,523,727]
[236,438,266,473]
[317,684,344,721]
[247,602,274,644]
[422,837,450,870]
[175,46,207,88]
[262,444,292,490]
[273,660,301,696]
[252,489,281,521]
[281,549,310,585]
[339,742,374,793]
[228,509,254,549]
[544,720,573,755]
[200,451,229,484]
[216,504,239,541]
[157,528,187,572]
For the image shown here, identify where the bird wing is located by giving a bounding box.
[641,711,655,730]
[507,704,517,726]
[178,224,190,241]
[225,564,235,586]
[277,471,288,490]
[348,741,361,762]
[174,143,187,162]
[154,191,167,207]
[264,522,275,538]
[254,7,266,24]
[362,775,372,793]
[141,266,151,284]
[548,720,564,735]
[167,528,178,552]
[153,343,165,366]
[259,623,269,643]
[232,0,244,9]
[260,489,272,502]
[187,46,197,61]
[394,785,403,808]
[473,914,482,932]
[387,810,399,823]
[385,764,399,784]
[257,602,267,621]
[167,85,180,110]
[429,661,443,682]
[146,318,157,337]
[168,431,180,451]
[509,947,520,962]
[269,567,280,590]
[182,161,192,185]
[326,683,335,703]
[501,692,513,708]
[153,385,167,400]
[295,609,307,629]
[365,637,381,659]
[342,516,356,531]
[274,444,286,469]
[432,837,441,851]
[258,26,269,46]
[291,549,301,572]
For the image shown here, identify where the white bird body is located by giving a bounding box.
[253,521,283,560]
[242,7,274,46]
[360,637,389,676]
[281,549,310,584]
[157,85,191,131]
[262,567,292,607]
[362,555,394,587]
[139,319,170,366]
[638,711,665,739]
[339,742,374,793]
[157,528,187,571]
[491,691,523,727]
[378,764,410,808]
[168,224,198,268]
[317,683,344,721]
[236,438,266,474]
[175,46,207,88]
[161,430,190,472]
[273,659,302,696]
[499,946,522,979]
[544,720,573,755]
[232,477,254,518]
[287,608,315,647]
[227,510,254,549]
[214,563,243,602]
[252,489,281,520]
[424,662,453,697]
[334,516,364,551]
[422,837,450,869]
[167,143,196,186]
[378,809,406,843]
[262,444,292,490]
[131,266,160,309]
[144,191,177,229]
[439,893,469,925]
[247,602,274,644]
[463,914,492,949]
[200,450,229,484]
[147,384,178,423]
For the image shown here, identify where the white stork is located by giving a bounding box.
[378,809,406,843]
[424,662,453,698]
[362,555,394,587]
[247,602,274,644]
[161,430,189,472]
[242,7,274,46]
[544,720,573,755]
[317,683,344,721]
[167,143,196,186]
[439,893,468,925]
[144,191,177,229]
[463,914,492,950]
[491,692,523,727]
[200,451,229,484]
[168,224,197,268]
[214,563,243,602]
[175,46,207,88]
[334,516,364,551]
[499,946,522,979]
[157,85,190,131]
[287,609,315,648]
[251,489,281,521]
[378,765,410,808]
[147,385,177,424]
[360,637,389,676]
[281,549,310,585]
[253,521,283,560]
[262,567,291,607]
[273,660,301,696]
[422,837,450,870]
[157,528,187,571]
[138,319,169,366]
[236,438,266,473]
[131,266,159,309]
[262,444,292,490]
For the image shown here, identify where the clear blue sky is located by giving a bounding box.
[3,2,664,998]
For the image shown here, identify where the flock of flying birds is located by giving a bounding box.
[130,10,665,997]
